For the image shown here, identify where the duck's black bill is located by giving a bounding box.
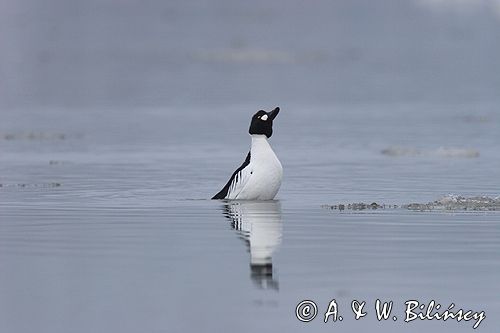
[268,107,280,120]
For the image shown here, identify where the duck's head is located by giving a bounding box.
[248,107,280,138]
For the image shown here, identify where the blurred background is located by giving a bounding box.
[1,0,500,109]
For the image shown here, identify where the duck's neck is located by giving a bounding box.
[250,135,272,155]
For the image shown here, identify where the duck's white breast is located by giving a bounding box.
[235,135,282,200]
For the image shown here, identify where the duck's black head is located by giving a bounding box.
[248,107,280,138]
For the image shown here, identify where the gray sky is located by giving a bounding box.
[1,0,499,108]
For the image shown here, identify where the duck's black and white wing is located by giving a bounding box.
[212,152,252,200]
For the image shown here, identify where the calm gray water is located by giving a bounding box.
[1,1,500,332]
[1,104,499,333]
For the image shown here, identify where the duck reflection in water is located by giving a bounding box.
[222,200,282,290]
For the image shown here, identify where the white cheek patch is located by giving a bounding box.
[261,114,268,121]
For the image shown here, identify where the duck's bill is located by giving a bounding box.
[268,107,280,120]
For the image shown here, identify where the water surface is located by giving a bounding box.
[1,103,499,332]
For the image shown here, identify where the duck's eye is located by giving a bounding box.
[261,114,268,121]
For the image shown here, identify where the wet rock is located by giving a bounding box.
[322,202,393,211]
[0,182,62,189]
[404,195,500,211]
